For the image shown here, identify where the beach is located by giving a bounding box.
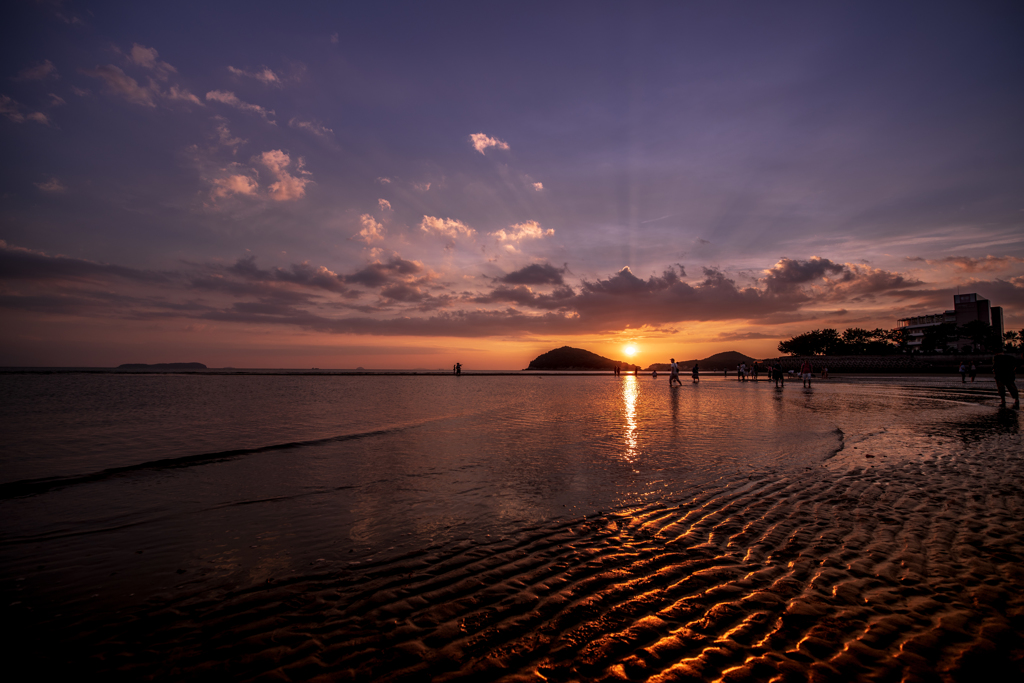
[2,373,1022,680]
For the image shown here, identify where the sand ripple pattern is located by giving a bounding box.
[77,443,1024,681]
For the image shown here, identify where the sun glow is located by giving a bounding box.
[624,345,637,357]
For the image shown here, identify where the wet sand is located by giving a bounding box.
[15,429,1023,681]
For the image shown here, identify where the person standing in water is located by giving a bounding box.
[669,358,682,386]
[773,361,784,387]
[993,351,1022,409]
[800,359,813,387]
[691,362,700,383]
[455,362,462,376]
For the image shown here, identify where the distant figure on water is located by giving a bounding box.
[455,362,462,376]
[822,366,829,380]
[773,361,784,387]
[969,362,977,382]
[691,363,700,383]
[992,351,1022,409]
[453,364,457,375]
[800,359,813,388]
[669,358,682,386]
[652,369,658,379]
[634,367,638,376]
[959,362,967,383]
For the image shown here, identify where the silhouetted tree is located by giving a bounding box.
[959,320,997,353]
[919,323,957,353]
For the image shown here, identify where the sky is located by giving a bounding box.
[1,1,1023,369]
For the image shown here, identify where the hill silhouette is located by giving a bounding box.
[526,346,640,371]
[117,362,208,370]
[645,351,756,371]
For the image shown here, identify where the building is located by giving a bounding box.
[897,293,1001,351]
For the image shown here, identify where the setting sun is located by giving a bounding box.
[623,345,637,357]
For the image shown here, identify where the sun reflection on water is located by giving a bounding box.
[621,375,640,470]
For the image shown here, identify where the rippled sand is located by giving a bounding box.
[20,431,1023,681]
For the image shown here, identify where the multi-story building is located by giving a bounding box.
[896,293,1002,351]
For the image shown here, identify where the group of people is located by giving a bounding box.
[613,365,637,376]
[665,358,700,386]
[958,361,978,383]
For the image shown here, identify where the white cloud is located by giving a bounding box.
[128,44,177,79]
[420,216,476,239]
[377,177,392,184]
[34,177,66,192]
[82,65,155,106]
[259,150,312,201]
[164,84,202,105]
[214,117,245,149]
[206,90,275,122]
[491,220,554,242]
[413,182,431,192]
[228,66,281,85]
[378,199,392,212]
[16,60,58,81]
[0,95,50,124]
[470,132,509,154]
[532,182,543,191]
[355,214,385,243]
[211,174,258,199]
[288,117,333,137]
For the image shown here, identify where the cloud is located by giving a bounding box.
[413,182,431,192]
[762,257,846,294]
[355,214,385,243]
[259,150,312,201]
[907,255,1024,273]
[228,65,281,85]
[501,263,566,285]
[469,132,509,154]
[532,182,543,191]
[420,216,476,239]
[34,177,66,193]
[0,95,50,124]
[15,60,58,81]
[0,241,170,285]
[214,117,246,149]
[344,257,424,288]
[164,84,202,105]
[206,90,275,122]
[330,33,339,44]
[82,65,155,106]
[48,93,66,106]
[492,220,554,242]
[127,44,177,79]
[378,199,392,211]
[377,177,392,184]
[288,117,333,137]
[210,174,258,199]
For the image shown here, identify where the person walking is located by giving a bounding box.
[691,362,700,383]
[669,358,682,386]
[959,362,967,383]
[773,361,784,387]
[800,359,813,388]
[993,351,1022,409]
[969,362,977,382]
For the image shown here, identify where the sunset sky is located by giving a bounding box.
[2,2,1023,369]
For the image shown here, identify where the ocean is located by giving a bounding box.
[1,371,1020,679]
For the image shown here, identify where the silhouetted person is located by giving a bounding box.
[456,362,462,376]
[800,359,813,388]
[992,351,1021,409]
[652,369,658,379]
[669,358,682,386]
[691,363,700,383]
[634,367,637,376]
[773,361,784,387]
[970,362,977,382]
[453,364,457,375]
[959,362,967,383]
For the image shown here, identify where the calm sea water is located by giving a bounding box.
[0,371,1016,615]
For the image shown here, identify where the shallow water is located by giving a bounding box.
[1,372,1020,678]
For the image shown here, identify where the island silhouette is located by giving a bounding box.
[526,346,640,371]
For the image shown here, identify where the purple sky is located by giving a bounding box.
[2,1,1023,368]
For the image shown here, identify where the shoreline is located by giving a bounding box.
[8,429,1023,680]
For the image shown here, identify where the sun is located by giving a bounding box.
[623,344,637,357]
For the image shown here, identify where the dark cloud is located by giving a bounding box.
[344,257,423,288]
[227,256,348,293]
[500,263,566,286]
[0,243,172,284]
[762,257,845,294]
[906,255,1024,272]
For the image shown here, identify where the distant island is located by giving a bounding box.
[645,351,755,371]
[116,363,208,370]
[526,346,641,371]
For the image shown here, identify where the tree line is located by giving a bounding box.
[778,322,1024,356]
